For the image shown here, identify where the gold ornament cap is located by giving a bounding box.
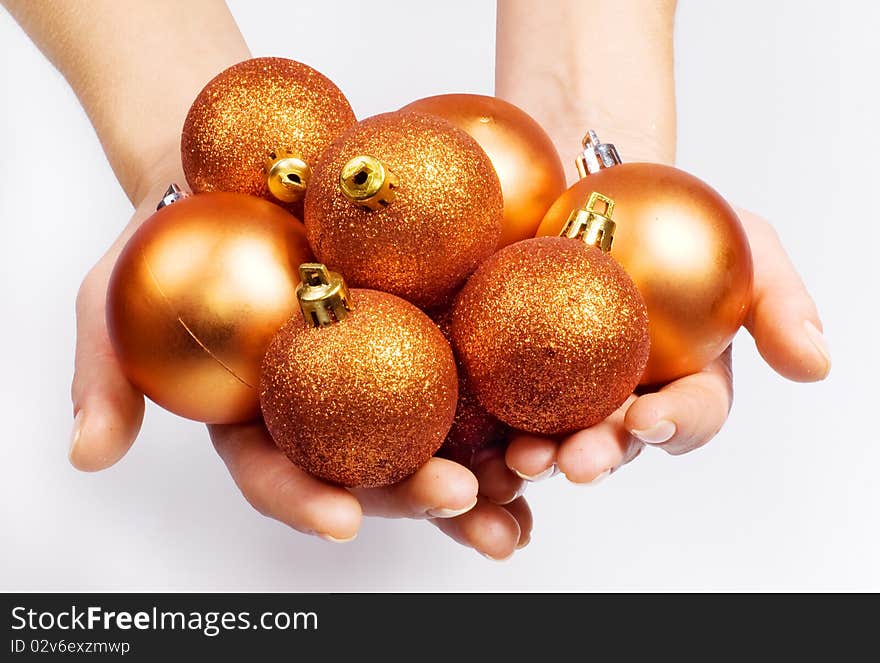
[339,155,398,210]
[560,191,617,253]
[296,263,351,327]
[575,130,622,179]
[265,149,312,203]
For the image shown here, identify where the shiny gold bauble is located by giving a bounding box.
[260,287,458,488]
[304,111,503,309]
[451,237,650,435]
[106,192,313,423]
[402,94,566,249]
[431,308,508,467]
[536,162,753,385]
[181,57,356,214]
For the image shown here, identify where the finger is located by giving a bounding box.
[556,395,641,484]
[70,264,145,472]
[739,210,830,382]
[625,348,733,455]
[473,448,525,505]
[350,457,478,519]
[210,423,362,542]
[431,497,521,561]
[505,433,558,482]
[501,496,533,549]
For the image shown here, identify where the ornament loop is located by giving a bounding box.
[265,149,312,203]
[296,263,352,328]
[156,183,189,210]
[560,191,617,253]
[339,155,398,211]
[575,130,622,179]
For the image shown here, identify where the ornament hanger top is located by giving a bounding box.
[296,263,352,328]
[265,149,312,204]
[339,155,399,211]
[575,130,622,178]
[559,191,617,253]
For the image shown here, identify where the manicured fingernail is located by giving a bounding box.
[481,550,514,562]
[68,410,84,461]
[513,465,555,482]
[803,320,831,378]
[587,468,611,486]
[320,532,358,543]
[631,420,676,445]
[427,497,478,518]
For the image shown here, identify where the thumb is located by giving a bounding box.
[70,258,145,472]
[740,209,831,382]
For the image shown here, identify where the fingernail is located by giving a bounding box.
[803,320,832,378]
[427,497,478,519]
[68,410,84,462]
[481,550,514,562]
[586,468,611,486]
[490,484,526,506]
[631,420,676,445]
[513,464,555,482]
[320,532,358,544]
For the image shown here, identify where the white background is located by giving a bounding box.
[0,1,875,591]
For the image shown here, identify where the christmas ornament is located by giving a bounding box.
[260,264,458,487]
[106,191,313,423]
[181,57,356,213]
[536,131,753,385]
[402,94,566,248]
[452,193,650,435]
[431,309,508,467]
[304,111,503,309]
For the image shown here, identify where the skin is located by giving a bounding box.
[3,0,828,558]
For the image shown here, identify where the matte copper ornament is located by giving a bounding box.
[304,111,503,309]
[106,191,313,423]
[452,196,650,435]
[431,309,508,467]
[181,57,356,213]
[402,94,566,248]
[260,265,458,487]
[536,131,753,385]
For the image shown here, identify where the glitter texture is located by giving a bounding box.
[181,57,356,215]
[451,237,650,435]
[260,289,458,488]
[431,308,508,467]
[303,111,503,309]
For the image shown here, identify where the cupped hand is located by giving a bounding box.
[505,207,831,483]
[68,159,531,558]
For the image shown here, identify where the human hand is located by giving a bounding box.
[505,206,831,484]
[69,157,531,557]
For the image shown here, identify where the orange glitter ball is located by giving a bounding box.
[431,308,508,467]
[181,57,356,214]
[304,111,503,309]
[260,289,458,488]
[451,237,650,435]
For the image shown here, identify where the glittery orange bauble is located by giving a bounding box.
[181,57,356,214]
[452,237,649,435]
[431,308,508,467]
[402,94,566,248]
[536,162,753,385]
[304,111,503,309]
[260,289,458,488]
[106,192,313,423]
